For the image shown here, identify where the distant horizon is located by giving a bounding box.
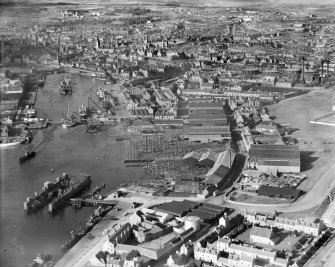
[1,0,335,8]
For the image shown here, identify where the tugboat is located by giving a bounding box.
[59,76,72,95]
[19,150,36,163]
[28,252,53,267]
[79,105,88,121]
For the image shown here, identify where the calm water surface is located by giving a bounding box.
[0,73,142,266]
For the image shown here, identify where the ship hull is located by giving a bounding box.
[0,141,22,148]
[48,175,91,213]
[19,152,36,163]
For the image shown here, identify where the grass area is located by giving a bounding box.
[229,191,290,205]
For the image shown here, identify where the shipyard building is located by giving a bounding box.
[187,102,231,143]
[248,144,300,173]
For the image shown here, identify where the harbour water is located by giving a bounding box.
[0,73,143,266]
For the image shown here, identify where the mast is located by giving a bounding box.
[67,100,70,120]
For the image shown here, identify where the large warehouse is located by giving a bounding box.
[189,113,228,126]
[248,144,300,173]
[189,126,231,143]
[189,102,223,111]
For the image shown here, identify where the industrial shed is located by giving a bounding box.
[258,185,302,199]
[154,200,201,218]
[202,150,237,188]
[191,108,226,115]
[174,174,203,194]
[189,126,231,143]
[249,144,300,173]
[189,102,223,111]
[189,113,228,126]
[187,203,226,224]
[182,151,202,166]
[198,150,219,167]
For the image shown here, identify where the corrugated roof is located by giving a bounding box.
[199,150,219,163]
[155,200,199,217]
[190,113,227,120]
[191,109,226,114]
[189,126,230,135]
[258,159,300,167]
[189,102,223,109]
[249,144,300,160]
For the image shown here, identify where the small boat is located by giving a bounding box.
[27,105,36,118]
[38,75,46,87]
[19,150,36,163]
[59,76,72,95]
[28,252,53,267]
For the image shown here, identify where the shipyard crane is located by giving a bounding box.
[88,96,104,113]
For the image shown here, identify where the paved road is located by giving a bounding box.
[54,194,201,267]
[208,158,335,214]
[305,233,335,267]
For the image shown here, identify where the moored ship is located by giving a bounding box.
[48,174,91,213]
[0,136,25,148]
[27,105,37,118]
[25,119,49,129]
[0,125,26,148]
[59,76,72,95]
[23,173,71,213]
[61,101,78,128]
[60,205,112,250]
[38,75,46,87]
[79,105,89,121]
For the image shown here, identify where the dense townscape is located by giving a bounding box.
[1,1,335,267]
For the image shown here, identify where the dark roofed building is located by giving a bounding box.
[189,113,228,126]
[182,151,202,166]
[249,144,300,173]
[191,108,226,115]
[203,150,237,188]
[174,174,203,194]
[187,209,218,224]
[154,200,200,217]
[189,102,223,111]
[258,185,302,199]
[198,150,219,167]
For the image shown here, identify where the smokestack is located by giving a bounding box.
[321,59,324,84]
[302,57,305,82]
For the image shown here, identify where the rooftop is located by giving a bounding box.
[250,226,273,239]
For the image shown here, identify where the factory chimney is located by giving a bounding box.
[301,57,305,82]
[321,59,324,84]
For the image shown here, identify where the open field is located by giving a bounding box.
[268,88,335,192]
[208,89,335,215]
